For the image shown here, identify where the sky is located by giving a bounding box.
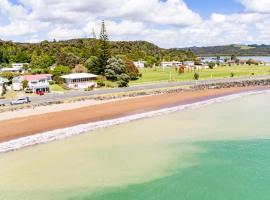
[0,0,270,48]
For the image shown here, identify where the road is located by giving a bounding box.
[1,75,270,106]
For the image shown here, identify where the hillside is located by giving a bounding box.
[179,44,270,56]
[0,39,196,68]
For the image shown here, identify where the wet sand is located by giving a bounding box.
[0,86,268,143]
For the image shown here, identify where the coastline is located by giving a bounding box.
[0,86,269,153]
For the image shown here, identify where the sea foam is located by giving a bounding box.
[1,89,270,153]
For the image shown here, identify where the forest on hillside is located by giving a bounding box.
[180,44,270,56]
[0,39,196,69]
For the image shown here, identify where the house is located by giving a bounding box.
[0,63,28,74]
[134,61,146,68]
[161,61,182,68]
[61,73,98,89]
[183,61,195,66]
[12,74,52,92]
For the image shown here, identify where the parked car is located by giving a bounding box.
[0,102,6,106]
[10,97,31,105]
[36,91,45,95]
[25,88,33,93]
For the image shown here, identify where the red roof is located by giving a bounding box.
[22,74,52,81]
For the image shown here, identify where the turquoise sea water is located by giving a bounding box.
[0,92,270,200]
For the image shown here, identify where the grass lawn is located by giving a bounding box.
[130,65,270,85]
[50,84,66,92]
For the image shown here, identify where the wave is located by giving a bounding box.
[1,89,270,153]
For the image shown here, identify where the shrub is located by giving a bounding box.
[208,62,215,69]
[85,85,94,91]
[194,73,199,80]
[118,74,130,87]
[124,60,140,80]
[96,76,106,87]
[22,80,29,89]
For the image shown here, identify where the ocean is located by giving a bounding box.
[0,91,270,200]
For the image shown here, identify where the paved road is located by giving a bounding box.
[1,75,270,106]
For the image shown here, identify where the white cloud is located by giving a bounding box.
[239,0,270,13]
[0,0,270,47]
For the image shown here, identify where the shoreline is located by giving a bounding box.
[0,86,270,153]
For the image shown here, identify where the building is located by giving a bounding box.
[61,73,98,89]
[12,74,52,92]
[133,61,146,68]
[0,63,28,74]
[12,63,28,68]
[161,61,182,68]
[183,61,195,66]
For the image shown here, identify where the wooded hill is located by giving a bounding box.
[0,39,196,68]
[180,44,270,57]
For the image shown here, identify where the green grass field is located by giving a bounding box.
[130,65,270,85]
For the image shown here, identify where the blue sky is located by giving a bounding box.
[0,0,270,47]
[185,0,244,18]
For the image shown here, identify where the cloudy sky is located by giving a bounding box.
[0,0,270,48]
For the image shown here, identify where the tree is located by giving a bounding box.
[96,20,111,75]
[52,65,71,84]
[231,54,237,61]
[56,52,82,68]
[31,54,54,68]
[72,64,88,73]
[22,80,29,89]
[85,56,99,74]
[105,57,127,81]
[1,72,14,81]
[52,65,71,77]
[1,83,7,96]
[124,60,140,80]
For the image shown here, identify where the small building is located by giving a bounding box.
[183,61,195,66]
[161,61,182,68]
[13,74,52,92]
[61,73,98,89]
[133,61,146,68]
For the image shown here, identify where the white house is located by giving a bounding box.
[161,61,182,68]
[61,73,98,89]
[13,74,52,92]
[0,63,28,74]
[134,61,146,68]
[12,63,28,68]
[183,61,195,66]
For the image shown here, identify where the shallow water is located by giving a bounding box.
[0,92,270,200]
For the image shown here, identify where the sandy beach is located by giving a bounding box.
[0,86,269,143]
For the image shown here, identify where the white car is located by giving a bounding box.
[10,97,31,105]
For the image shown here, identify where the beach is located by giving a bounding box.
[0,85,269,144]
[1,89,270,200]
